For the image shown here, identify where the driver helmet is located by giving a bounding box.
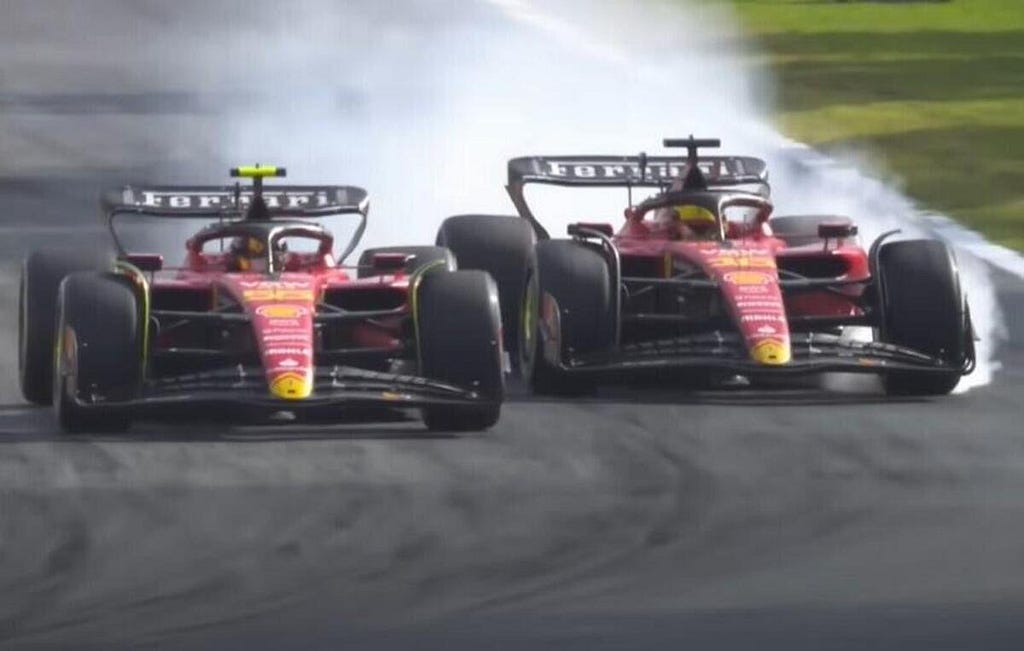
[230,236,286,271]
[671,204,718,240]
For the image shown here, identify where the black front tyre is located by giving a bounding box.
[435,215,535,365]
[520,239,615,395]
[54,273,141,433]
[877,239,968,396]
[19,248,111,404]
[417,270,504,431]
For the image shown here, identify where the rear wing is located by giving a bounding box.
[101,184,370,218]
[507,155,767,188]
[506,154,768,237]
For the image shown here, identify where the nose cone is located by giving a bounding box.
[222,274,317,401]
[682,245,792,367]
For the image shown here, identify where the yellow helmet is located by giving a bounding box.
[672,204,719,240]
[246,237,265,256]
[231,236,267,271]
[673,204,717,226]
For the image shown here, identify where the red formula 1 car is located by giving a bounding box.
[444,138,975,396]
[18,166,503,432]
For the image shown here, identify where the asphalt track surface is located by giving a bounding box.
[3,4,1024,650]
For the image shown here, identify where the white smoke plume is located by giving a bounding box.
[8,0,1002,389]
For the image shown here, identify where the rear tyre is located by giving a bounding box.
[877,239,967,396]
[521,240,615,396]
[435,215,536,365]
[54,273,141,433]
[356,246,455,279]
[418,270,504,431]
[19,248,112,405]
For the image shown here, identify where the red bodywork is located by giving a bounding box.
[96,180,492,418]
[505,147,964,379]
[610,204,869,366]
[135,244,413,402]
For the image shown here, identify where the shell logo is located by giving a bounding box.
[711,254,775,269]
[724,271,772,286]
[256,304,307,319]
[243,288,314,301]
[269,371,312,400]
[750,339,791,366]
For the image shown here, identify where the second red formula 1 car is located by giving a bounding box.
[446,137,975,396]
[19,166,503,432]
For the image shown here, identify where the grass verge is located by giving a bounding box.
[727,0,1024,250]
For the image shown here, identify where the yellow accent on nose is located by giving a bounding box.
[270,372,312,400]
[751,339,791,366]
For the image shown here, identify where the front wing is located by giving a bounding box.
[553,332,971,377]
[68,366,493,417]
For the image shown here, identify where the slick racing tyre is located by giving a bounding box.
[435,215,536,366]
[19,248,112,405]
[356,246,455,279]
[877,239,968,396]
[417,270,504,432]
[521,239,615,396]
[54,272,141,433]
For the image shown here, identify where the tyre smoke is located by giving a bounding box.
[3,0,1002,390]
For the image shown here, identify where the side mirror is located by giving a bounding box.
[568,222,614,238]
[818,221,858,239]
[124,253,163,271]
[371,252,411,272]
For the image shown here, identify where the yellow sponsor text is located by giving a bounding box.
[724,271,772,286]
[243,288,314,302]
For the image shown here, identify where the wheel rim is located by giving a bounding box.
[53,322,66,416]
[53,319,79,412]
[17,275,28,382]
[520,273,538,372]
